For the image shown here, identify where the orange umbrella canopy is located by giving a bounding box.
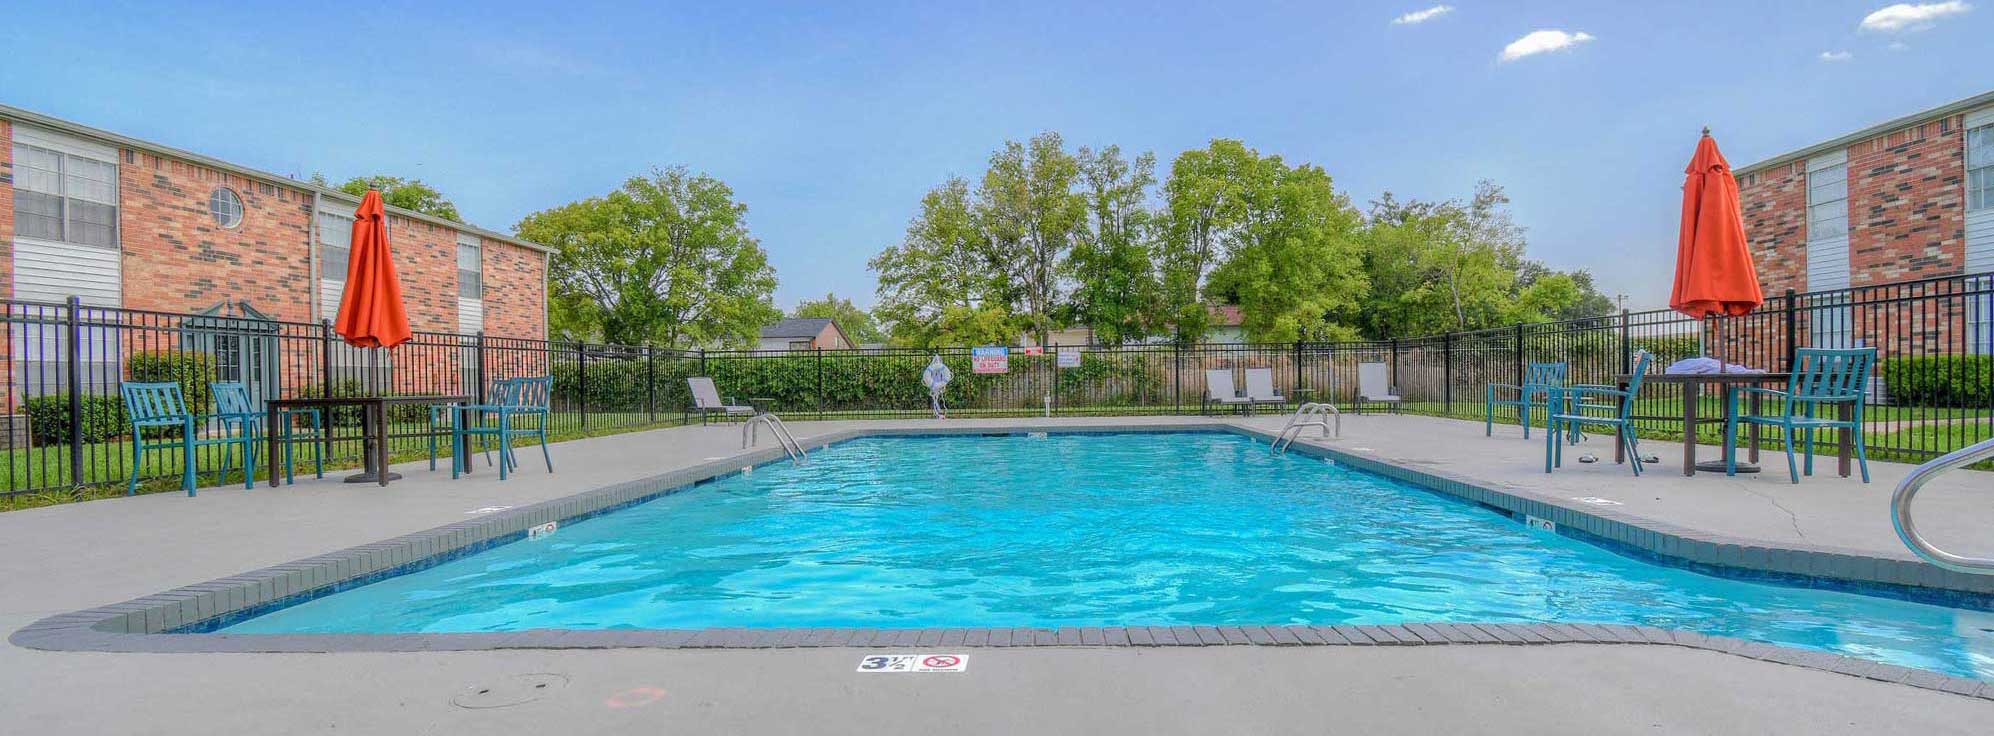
[332,190,413,349]
[1669,132,1763,318]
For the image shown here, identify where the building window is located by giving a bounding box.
[1806,160,1848,239]
[1970,124,1993,212]
[11,143,118,248]
[209,188,244,229]
[318,209,354,280]
[1971,275,1993,356]
[456,235,482,300]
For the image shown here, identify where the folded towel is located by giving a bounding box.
[1665,356,1765,375]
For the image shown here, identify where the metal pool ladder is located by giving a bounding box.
[1891,437,1994,574]
[1272,402,1340,453]
[742,412,808,464]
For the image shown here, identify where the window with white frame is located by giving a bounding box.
[1968,275,1992,355]
[1807,159,1848,241]
[1970,124,1993,212]
[11,143,118,248]
[457,235,482,300]
[317,209,354,282]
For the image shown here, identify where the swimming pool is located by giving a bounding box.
[223,431,1994,680]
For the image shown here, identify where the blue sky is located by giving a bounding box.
[2,1,1988,311]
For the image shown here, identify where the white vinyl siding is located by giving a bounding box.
[316,204,356,318]
[1805,151,1853,349]
[10,125,122,311]
[456,234,483,335]
[456,298,483,335]
[1967,108,1994,354]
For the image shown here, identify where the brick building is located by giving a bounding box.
[0,104,551,405]
[1735,90,1993,356]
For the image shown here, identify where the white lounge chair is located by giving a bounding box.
[1202,369,1253,414]
[688,377,756,424]
[1356,362,1402,414]
[1242,367,1287,413]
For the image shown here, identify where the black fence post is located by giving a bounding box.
[320,320,335,397]
[64,296,83,487]
[1173,343,1183,414]
[1618,309,1631,374]
[1389,338,1400,389]
[1782,287,1799,371]
[1442,331,1453,414]
[1293,340,1303,395]
[577,342,589,429]
[646,345,657,423]
[474,330,488,404]
[1513,323,1525,389]
[815,347,825,419]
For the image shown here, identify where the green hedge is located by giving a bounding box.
[23,394,128,445]
[128,351,217,413]
[1881,356,1993,408]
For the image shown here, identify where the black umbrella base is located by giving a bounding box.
[343,470,404,483]
[1695,459,1760,474]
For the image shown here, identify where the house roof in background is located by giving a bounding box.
[760,317,837,339]
[1208,304,1245,327]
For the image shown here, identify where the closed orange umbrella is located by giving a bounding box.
[332,190,413,349]
[1670,130,1763,319]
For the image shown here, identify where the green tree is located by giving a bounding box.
[1201,155,1367,342]
[515,167,779,348]
[792,292,883,345]
[870,177,1013,348]
[1065,145,1160,345]
[977,132,1085,347]
[1157,140,1258,343]
[313,173,463,223]
[1358,181,1526,336]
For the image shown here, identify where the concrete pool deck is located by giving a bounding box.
[3,414,1991,733]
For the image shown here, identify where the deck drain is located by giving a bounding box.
[450,673,569,710]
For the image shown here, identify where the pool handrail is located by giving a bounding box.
[742,412,807,464]
[1890,436,1994,574]
[1272,402,1340,453]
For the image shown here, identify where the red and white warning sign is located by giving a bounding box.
[855,653,968,673]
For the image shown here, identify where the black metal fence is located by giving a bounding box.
[3,272,1989,498]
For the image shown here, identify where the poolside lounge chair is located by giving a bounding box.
[1355,362,1401,414]
[1242,367,1287,413]
[689,377,757,424]
[1201,369,1252,414]
[1725,347,1876,484]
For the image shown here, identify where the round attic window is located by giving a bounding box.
[209,187,244,229]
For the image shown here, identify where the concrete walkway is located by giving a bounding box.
[2,415,1990,734]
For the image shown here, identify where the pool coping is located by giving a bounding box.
[10,421,1993,702]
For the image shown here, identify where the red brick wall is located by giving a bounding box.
[384,214,458,334]
[118,152,314,321]
[481,238,545,339]
[1738,160,1808,295]
[1845,116,1966,286]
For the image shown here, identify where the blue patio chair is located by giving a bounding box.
[428,379,507,471]
[211,382,323,485]
[1545,351,1653,476]
[121,382,254,496]
[1486,362,1568,438]
[1725,347,1876,484]
[451,376,553,480]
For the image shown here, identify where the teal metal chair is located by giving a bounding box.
[121,382,253,496]
[429,378,507,471]
[1486,362,1568,438]
[450,376,553,480]
[211,382,323,485]
[1725,347,1876,484]
[1545,351,1653,476]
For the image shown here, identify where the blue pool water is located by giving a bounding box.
[226,432,1994,680]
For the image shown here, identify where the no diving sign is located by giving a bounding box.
[856,653,968,673]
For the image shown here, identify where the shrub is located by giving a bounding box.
[127,351,218,412]
[23,394,128,445]
[1880,356,1993,408]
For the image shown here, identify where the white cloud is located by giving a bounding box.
[1859,1,1972,32]
[1888,40,1911,49]
[1499,30,1595,62]
[1392,5,1455,25]
[1818,50,1854,61]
